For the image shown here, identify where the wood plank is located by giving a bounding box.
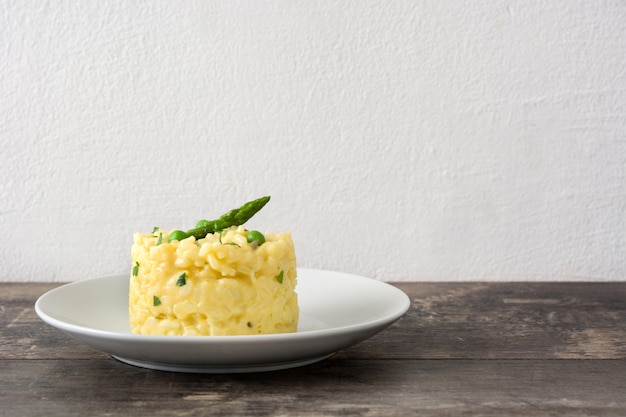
[1,358,625,417]
[1,282,625,360]
[349,282,626,360]
[2,282,626,416]
[0,283,108,360]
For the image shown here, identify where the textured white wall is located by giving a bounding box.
[2,1,625,282]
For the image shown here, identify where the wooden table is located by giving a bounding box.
[1,282,625,416]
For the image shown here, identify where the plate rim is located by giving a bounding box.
[35,268,410,343]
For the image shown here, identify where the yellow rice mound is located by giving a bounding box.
[129,225,298,336]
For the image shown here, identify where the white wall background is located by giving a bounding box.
[1,1,625,282]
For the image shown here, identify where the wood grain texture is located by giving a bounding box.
[1,282,625,417]
[2,359,625,417]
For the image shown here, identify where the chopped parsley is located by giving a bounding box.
[176,272,187,287]
[276,270,284,284]
[153,295,161,306]
[156,232,163,245]
[132,262,139,276]
[218,231,241,247]
[152,226,159,233]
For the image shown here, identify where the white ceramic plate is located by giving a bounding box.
[35,268,410,373]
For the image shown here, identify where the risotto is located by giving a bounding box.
[128,198,298,336]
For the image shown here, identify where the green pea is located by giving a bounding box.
[168,230,189,242]
[195,219,210,229]
[246,230,265,246]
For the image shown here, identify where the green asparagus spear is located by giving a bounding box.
[168,196,270,242]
